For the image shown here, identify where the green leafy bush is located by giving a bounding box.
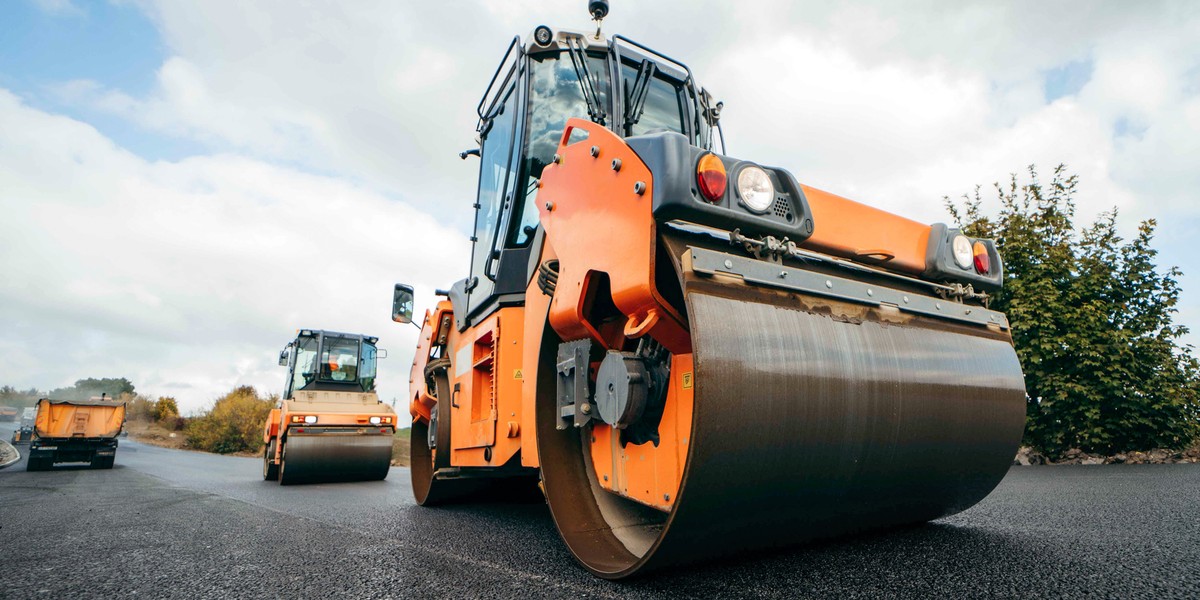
[949,165,1200,457]
[184,386,277,454]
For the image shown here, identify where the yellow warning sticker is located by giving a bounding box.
[681,372,693,389]
[514,369,524,380]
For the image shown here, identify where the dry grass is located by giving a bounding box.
[391,427,411,466]
[125,418,189,451]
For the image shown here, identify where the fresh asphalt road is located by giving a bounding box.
[1,421,1198,599]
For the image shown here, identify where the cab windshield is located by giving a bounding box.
[291,334,377,394]
[509,49,695,247]
[510,50,610,247]
[320,336,360,382]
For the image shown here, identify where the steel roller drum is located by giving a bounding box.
[540,272,1027,578]
[279,431,392,485]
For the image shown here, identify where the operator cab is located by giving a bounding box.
[279,329,380,399]
[446,21,721,331]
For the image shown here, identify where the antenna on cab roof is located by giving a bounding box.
[589,0,609,38]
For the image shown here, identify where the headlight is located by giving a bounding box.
[303,415,317,424]
[533,25,554,46]
[952,235,973,269]
[369,416,382,425]
[736,166,775,213]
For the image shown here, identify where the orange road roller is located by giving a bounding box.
[263,329,397,485]
[392,4,1025,578]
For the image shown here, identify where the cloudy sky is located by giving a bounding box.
[1,1,1197,415]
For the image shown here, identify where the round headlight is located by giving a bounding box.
[952,235,973,269]
[533,25,554,47]
[369,416,382,425]
[737,166,775,213]
[303,415,317,424]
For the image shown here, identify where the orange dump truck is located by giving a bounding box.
[27,396,126,471]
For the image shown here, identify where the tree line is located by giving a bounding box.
[4,167,1198,459]
[949,165,1199,457]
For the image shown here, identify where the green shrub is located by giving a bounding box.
[184,386,277,454]
[949,165,1200,457]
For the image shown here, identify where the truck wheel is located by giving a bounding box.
[263,439,279,481]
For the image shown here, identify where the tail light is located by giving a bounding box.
[696,153,727,202]
[973,241,991,274]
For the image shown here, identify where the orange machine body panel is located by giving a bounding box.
[798,184,933,274]
[409,301,455,423]
[518,243,558,469]
[449,306,525,467]
[589,353,694,512]
[263,408,280,442]
[537,118,690,355]
[264,391,396,463]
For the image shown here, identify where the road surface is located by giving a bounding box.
[1,420,1198,598]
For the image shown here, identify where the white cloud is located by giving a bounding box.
[0,89,468,413]
[4,0,1199,411]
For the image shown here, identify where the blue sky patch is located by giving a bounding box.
[1043,58,1094,103]
[0,1,164,97]
[0,1,211,161]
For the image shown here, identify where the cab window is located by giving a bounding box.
[621,62,687,138]
[509,52,610,247]
[292,336,319,393]
[320,336,361,382]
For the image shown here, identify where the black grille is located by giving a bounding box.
[772,196,793,221]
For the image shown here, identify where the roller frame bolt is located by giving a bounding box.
[611,158,622,171]
[590,145,600,157]
[634,181,646,195]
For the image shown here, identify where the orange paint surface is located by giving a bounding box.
[799,184,932,274]
[589,353,694,512]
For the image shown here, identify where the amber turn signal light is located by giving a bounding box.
[973,241,990,274]
[696,153,727,202]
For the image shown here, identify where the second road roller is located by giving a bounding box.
[262,329,397,485]
[392,1,1026,578]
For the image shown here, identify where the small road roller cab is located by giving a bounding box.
[262,329,397,485]
[393,1,1025,579]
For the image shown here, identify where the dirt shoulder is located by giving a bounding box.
[391,428,410,467]
[1016,445,1200,465]
[127,419,412,464]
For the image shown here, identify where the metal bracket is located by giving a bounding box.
[689,247,1010,330]
[556,339,594,430]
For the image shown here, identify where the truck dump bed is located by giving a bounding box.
[34,398,126,440]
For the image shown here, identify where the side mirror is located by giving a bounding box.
[393,283,415,324]
[278,348,289,367]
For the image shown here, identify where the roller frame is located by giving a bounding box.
[535,234,1027,578]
